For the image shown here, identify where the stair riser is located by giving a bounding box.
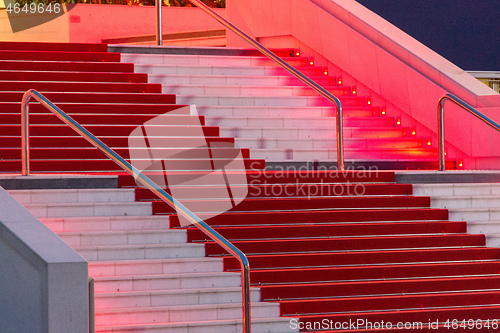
[205,235,484,256]
[0,92,175,104]
[121,54,308,67]
[24,202,152,218]
[95,288,261,309]
[221,127,410,139]
[162,84,349,97]
[0,71,147,83]
[171,209,448,227]
[250,262,500,284]
[9,189,135,204]
[260,276,500,300]
[205,117,394,128]
[0,50,120,62]
[153,196,430,214]
[94,274,241,293]
[89,258,224,277]
[176,95,367,107]
[77,244,205,261]
[282,291,500,315]
[41,216,171,233]
[94,303,280,326]
[0,60,133,73]
[0,81,160,93]
[60,231,186,247]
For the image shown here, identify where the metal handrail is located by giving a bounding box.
[438,93,500,171]
[21,89,252,333]
[184,0,345,170]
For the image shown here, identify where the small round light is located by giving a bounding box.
[427,140,431,146]
[396,119,401,126]
[309,59,314,66]
[411,129,416,136]
[323,69,328,76]
[367,98,371,105]
[381,108,386,115]
[444,150,447,156]
[458,161,463,168]
[337,77,342,86]
[295,50,300,57]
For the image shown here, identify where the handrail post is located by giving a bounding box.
[438,97,446,171]
[21,94,30,176]
[156,0,162,46]
[186,0,344,171]
[20,89,252,333]
[438,93,500,171]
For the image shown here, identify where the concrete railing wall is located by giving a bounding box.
[0,187,89,333]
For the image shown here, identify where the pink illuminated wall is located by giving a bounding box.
[226,0,500,169]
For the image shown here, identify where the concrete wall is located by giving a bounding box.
[0,187,89,333]
[226,0,500,169]
[0,4,225,44]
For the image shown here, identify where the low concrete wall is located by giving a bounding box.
[0,187,89,333]
[0,4,225,44]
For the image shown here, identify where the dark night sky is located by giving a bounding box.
[355,0,499,71]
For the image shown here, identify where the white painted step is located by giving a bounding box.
[413,183,500,197]
[177,94,362,107]
[94,272,242,292]
[149,73,336,86]
[134,62,321,77]
[205,116,392,128]
[250,148,437,161]
[89,257,224,277]
[196,105,379,118]
[75,242,205,261]
[430,195,500,209]
[221,126,409,139]
[95,286,262,309]
[121,53,308,67]
[95,302,280,326]
[8,188,135,204]
[95,317,298,333]
[22,201,152,218]
[235,137,424,150]
[40,215,170,232]
[162,83,347,97]
[58,229,187,247]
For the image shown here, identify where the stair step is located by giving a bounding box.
[8,188,135,204]
[176,94,366,107]
[162,83,350,97]
[94,302,280,326]
[134,63,323,77]
[59,229,187,247]
[95,317,297,333]
[93,272,242,292]
[23,201,152,218]
[0,91,175,104]
[0,49,119,62]
[41,215,171,232]
[0,70,148,83]
[95,287,261,309]
[221,126,411,139]
[205,116,393,128]
[0,41,107,52]
[0,80,161,93]
[0,59,134,73]
[121,53,309,67]
[235,137,424,149]
[89,257,224,277]
[149,73,338,86]
[196,104,380,118]
[76,242,205,261]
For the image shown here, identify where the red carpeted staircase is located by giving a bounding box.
[1,42,499,332]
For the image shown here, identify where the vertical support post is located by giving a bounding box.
[438,98,446,171]
[21,94,30,176]
[156,0,162,46]
[88,276,95,333]
[337,104,344,171]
